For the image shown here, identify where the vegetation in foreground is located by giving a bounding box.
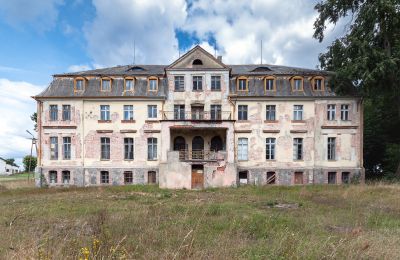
[0,181,399,259]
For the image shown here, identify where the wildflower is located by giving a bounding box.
[80,247,90,260]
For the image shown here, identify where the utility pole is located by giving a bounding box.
[26,130,37,182]
[260,40,263,65]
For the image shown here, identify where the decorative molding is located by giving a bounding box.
[120,130,137,133]
[144,130,161,133]
[42,125,77,129]
[234,130,252,133]
[98,120,112,123]
[263,130,280,133]
[121,120,136,123]
[145,120,160,123]
[96,130,113,133]
[321,125,358,129]
[290,130,307,133]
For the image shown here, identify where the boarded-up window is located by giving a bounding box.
[148,171,157,184]
[267,172,276,184]
[294,172,303,184]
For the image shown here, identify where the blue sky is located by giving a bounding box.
[0,0,345,167]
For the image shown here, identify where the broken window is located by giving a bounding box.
[238,105,248,120]
[124,138,134,160]
[123,105,134,120]
[328,172,337,184]
[293,105,303,120]
[49,171,57,184]
[237,138,248,161]
[342,172,350,184]
[50,136,58,160]
[327,104,336,120]
[266,105,276,121]
[62,105,71,121]
[293,138,303,160]
[100,105,110,121]
[100,171,109,184]
[174,76,185,91]
[124,171,133,184]
[63,137,71,160]
[327,137,336,160]
[101,79,111,92]
[238,171,248,184]
[62,170,70,184]
[148,171,157,184]
[49,105,58,121]
[174,105,185,120]
[211,76,221,91]
[210,105,221,120]
[192,76,203,91]
[147,138,157,160]
[266,138,276,160]
[267,171,276,184]
[147,105,157,119]
[341,104,349,121]
[100,137,110,160]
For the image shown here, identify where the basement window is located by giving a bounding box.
[267,171,276,184]
[328,172,337,184]
[62,170,70,184]
[100,171,109,184]
[124,171,133,184]
[342,172,350,184]
[239,171,248,185]
[49,171,57,184]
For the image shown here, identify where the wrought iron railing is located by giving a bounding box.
[162,111,231,121]
[177,149,224,161]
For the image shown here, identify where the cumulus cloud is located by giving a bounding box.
[83,0,187,66]
[0,79,44,166]
[68,64,92,72]
[0,0,64,31]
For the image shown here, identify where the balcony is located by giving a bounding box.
[176,149,226,161]
[162,111,232,121]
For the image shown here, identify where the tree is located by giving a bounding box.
[5,158,15,165]
[313,0,400,178]
[23,155,37,172]
[31,112,37,131]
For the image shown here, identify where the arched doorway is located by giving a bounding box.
[173,136,186,151]
[210,136,223,152]
[192,136,204,159]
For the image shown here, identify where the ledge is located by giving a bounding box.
[120,130,137,133]
[42,125,77,129]
[291,120,306,123]
[98,120,112,123]
[234,130,252,133]
[96,130,113,133]
[290,130,307,133]
[263,130,280,133]
[321,125,358,129]
[145,120,159,123]
[264,120,278,123]
[144,130,161,133]
[121,120,136,123]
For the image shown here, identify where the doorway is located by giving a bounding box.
[294,172,303,185]
[191,165,204,189]
[238,171,248,185]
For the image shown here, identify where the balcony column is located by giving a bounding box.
[226,125,235,163]
[160,123,171,162]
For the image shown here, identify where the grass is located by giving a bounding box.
[0,181,399,259]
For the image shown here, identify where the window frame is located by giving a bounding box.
[123,105,134,121]
[236,76,248,91]
[293,105,304,121]
[50,136,58,160]
[124,171,133,184]
[124,137,134,160]
[147,105,157,119]
[49,171,57,184]
[148,76,158,92]
[100,105,110,121]
[327,104,336,121]
[328,172,337,184]
[49,105,58,121]
[238,105,248,121]
[266,138,276,160]
[100,171,109,184]
[291,76,304,92]
[266,105,276,121]
[62,170,70,184]
[312,76,325,91]
[293,138,303,160]
[211,75,221,91]
[174,75,185,91]
[74,77,85,92]
[264,76,276,91]
[174,104,185,120]
[100,137,110,160]
[62,105,71,121]
[210,104,222,120]
[62,136,71,160]
[101,77,112,92]
[147,137,158,160]
[341,104,350,121]
[237,137,248,161]
[192,75,203,91]
[327,137,336,160]
[124,77,135,92]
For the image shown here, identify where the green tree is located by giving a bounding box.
[31,112,37,131]
[23,155,37,172]
[313,0,400,178]
[5,158,15,165]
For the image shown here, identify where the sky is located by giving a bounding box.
[0,0,346,168]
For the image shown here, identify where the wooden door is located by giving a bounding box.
[294,172,303,185]
[191,169,204,189]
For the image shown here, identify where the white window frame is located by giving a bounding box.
[62,137,71,160]
[293,138,303,160]
[266,105,276,121]
[327,104,336,120]
[123,105,134,120]
[147,138,158,160]
[237,138,248,161]
[100,105,110,121]
[341,104,350,121]
[327,137,336,160]
[148,105,157,119]
[266,138,276,160]
[293,105,303,121]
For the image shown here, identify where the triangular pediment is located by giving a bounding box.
[167,45,228,70]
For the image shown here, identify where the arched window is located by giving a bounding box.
[173,136,186,151]
[192,136,204,159]
[210,136,223,151]
[192,59,203,65]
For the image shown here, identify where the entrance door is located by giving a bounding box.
[294,172,303,184]
[191,165,204,189]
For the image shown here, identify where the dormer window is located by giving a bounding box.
[237,76,248,91]
[264,76,276,91]
[101,78,111,92]
[148,77,158,91]
[291,77,303,91]
[124,77,134,92]
[312,76,324,91]
[192,59,203,66]
[74,77,85,92]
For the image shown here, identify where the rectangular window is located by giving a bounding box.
[327,104,336,120]
[238,79,247,91]
[63,137,71,160]
[314,79,323,90]
[210,105,221,120]
[50,136,58,160]
[266,138,276,160]
[124,138,134,160]
[238,105,248,120]
[124,171,133,184]
[174,76,185,91]
[100,137,110,160]
[100,105,110,121]
[265,79,274,91]
[125,79,134,91]
[49,171,57,184]
[62,105,71,121]
[293,105,303,120]
[328,172,337,184]
[193,76,203,91]
[149,79,157,91]
[76,79,84,91]
[294,79,302,91]
[191,106,204,120]
[102,79,111,91]
[211,76,221,91]
[100,171,109,184]
[327,137,336,160]
[147,105,157,119]
[238,138,248,161]
[123,105,134,120]
[62,171,70,184]
[266,105,276,121]
[293,138,303,160]
[342,172,350,184]
[341,104,349,121]
[147,138,157,160]
[50,105,58,121]
[174,105,185,120]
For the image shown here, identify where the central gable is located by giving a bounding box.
[167,45,228,70]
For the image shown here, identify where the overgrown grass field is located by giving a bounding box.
[0,180,399,259]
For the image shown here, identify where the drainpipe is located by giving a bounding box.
[228,96,237,163]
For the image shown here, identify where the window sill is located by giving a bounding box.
[100,159,110,161]
[174,90,185,92]
[211,89,221,92]
[192,90,203,92]
[237,120,249,122]
[264,120,278,123]
[293,159,304,162]
[291,120,305,123]
[145,120,159,123]
[238,160,248,162]
[121,120,136,123]
[147,159,158,161]
[266,159,276,161]
[124,159,134,161]
[98,120,111,123]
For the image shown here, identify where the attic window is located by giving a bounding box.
[128,66,145,71]
[192,59,203,66]
[252,66,272,72]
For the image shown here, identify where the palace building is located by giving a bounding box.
[34,46,364,189]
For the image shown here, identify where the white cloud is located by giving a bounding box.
[68,64,92,72]
[0,0,64,31]
[83,0,187,65]
[0,79,44,166]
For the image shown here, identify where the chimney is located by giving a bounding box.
[217,56,222,62]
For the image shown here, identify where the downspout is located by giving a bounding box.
[360,97,364,183]
[228,95,237,164]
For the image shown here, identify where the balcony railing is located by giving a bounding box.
[162,111,231,121]
[177,149,224,161]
